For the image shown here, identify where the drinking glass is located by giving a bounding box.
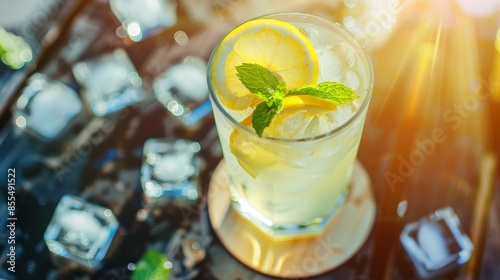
[208,13,373,238]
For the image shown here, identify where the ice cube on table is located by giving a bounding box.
[72,49,143,116]
[417,220,453,266]
[400,207,473,279]
[110,0,177,41]
[141,139,202,201]
[14,73,83,140]
[44,195,119,271]
[155,59,208,103]
[85,59,129,95]
[153,152,196,182]
[153,57,212,127]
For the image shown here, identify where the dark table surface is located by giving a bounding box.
[0,0,499,279]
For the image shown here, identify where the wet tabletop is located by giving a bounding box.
[0,0,499,279]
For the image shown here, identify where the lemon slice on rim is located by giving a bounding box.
[211,18,320,110]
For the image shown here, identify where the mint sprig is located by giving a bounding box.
[236,64,286,107]
[235,63,358,137]
[252,102,282,137]
[288,82,358,105]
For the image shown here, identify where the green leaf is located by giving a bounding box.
[234,63,357,137]
[236,63,280,101]
[132,250,171,280]
[275,81,287,100]
[261,81,286,108]
[288,82,358,105]
[252,101,282,137]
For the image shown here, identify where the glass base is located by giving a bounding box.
[208,159,376,278]
[231,191,348,239]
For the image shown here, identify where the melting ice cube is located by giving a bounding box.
[14,73,83,140]
[44,195,119,270]
[141,139,202,201]
[153,57,212,126]
[400,207,473,278]
[110,0,177,41]
[344,70,361,90]
[317,43,356,83]
[72,49,143,116]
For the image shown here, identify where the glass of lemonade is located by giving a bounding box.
[208,13,373,238]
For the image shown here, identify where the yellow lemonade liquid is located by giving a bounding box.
[208,13,372,236]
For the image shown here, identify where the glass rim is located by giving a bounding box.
[207,12,374,143]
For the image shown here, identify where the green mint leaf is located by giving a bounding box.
[235,63,288,137]
[288,82,358,105]
[275,81,287,99]
[262,81,287,107]
[234,63,357,137]
[252,101,282,137]
[132,250,171,280]
[236,63,280,101]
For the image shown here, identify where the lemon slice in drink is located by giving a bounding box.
[229,96,336,177]
[265,95,337,139]
[211,18,320,110]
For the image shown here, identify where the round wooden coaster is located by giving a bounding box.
[208,160,376,278]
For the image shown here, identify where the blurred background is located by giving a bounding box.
[0,0,499,279]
